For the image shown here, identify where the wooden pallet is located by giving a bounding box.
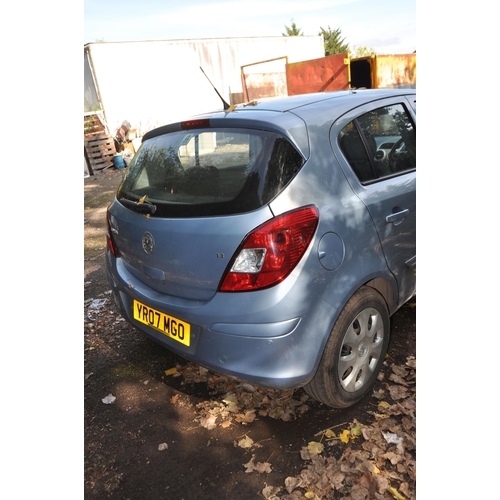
[84,114,106,135]
[84,133,116,172]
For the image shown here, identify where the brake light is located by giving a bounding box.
[106,209,119,257]
[219,206,319,292]
[181,118,210,130]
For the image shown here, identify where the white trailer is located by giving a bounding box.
[84,43,222,138]
[84,37,324,137]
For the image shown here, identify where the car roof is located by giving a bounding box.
[222,88,416,114]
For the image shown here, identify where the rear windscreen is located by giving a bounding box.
[117,128,305,217]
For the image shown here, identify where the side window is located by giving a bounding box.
[339,103,416,183]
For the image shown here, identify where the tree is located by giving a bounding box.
[319,26,349,56]
[283,20,304,36]
[350,45,377,58]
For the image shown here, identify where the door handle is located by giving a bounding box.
[386,209,409,224]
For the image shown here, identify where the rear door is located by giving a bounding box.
[332,95,416,306]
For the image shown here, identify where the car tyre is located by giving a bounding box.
[304,286,390,408]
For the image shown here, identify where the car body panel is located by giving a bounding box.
[351,173,416,305]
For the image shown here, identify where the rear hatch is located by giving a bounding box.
[109,116,307,301]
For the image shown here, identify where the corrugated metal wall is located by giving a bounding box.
[286,53,350,95]
[374,54,416,89]
[283,53,416,94]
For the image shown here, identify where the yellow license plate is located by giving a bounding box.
[133,300,191,347]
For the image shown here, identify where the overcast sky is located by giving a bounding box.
[84,0,416,55]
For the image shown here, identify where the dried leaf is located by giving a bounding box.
[351,484,370,500]
[307,441,324,455]
[238,435,254,449]
[301,468,320,484]
[406,356,416,369]
[374,474,389,493]
[382,451,403,465]
[243,454,272,473]
[351,425,362,438]
[361,426,373,440]
[235,412,256,423]
[388,385,409,400]
[389,374,408,386]
[324,429,336,439]
[285,476,302,493]
[378,401,391,410]
[339,430,350,444]
[262,485,281,499]
[222,392,238,406]
[392,365,409,377]
[269,406,284,419]
[400,482,411,497]
[358,471,373,490]
[199,414,217,430]
[170,394,179,405]
[329,471,345,489]
[372,412,390,420]
[387,486,406,499]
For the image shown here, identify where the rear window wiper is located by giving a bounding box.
[119,196,157,215]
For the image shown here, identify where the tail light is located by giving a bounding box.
[219,206,319,292]
[106,209,120,257]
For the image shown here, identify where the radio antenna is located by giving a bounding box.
[200,67,230,110]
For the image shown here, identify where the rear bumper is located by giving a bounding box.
[107,252,332,389]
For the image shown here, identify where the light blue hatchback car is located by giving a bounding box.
[106,89,416,408]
